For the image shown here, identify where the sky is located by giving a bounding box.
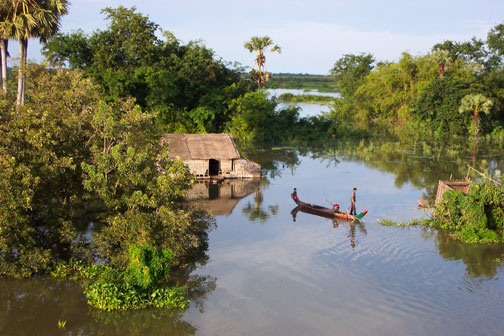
[8,0,504,74]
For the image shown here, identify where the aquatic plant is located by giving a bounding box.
[378,180,504,243]
[378,219,428,227]
[432,182,504,242]
[53,244,189,311]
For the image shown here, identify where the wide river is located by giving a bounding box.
[1,102,504,335]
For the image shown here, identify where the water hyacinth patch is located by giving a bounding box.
[53,244,189,311]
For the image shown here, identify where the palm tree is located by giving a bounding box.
[0,3,11,94]
[244,36,280,89]
[1,0,39,105]
[431,48,451,78]
[0,0,68,106]
[0,39,8,95]
[459,94,493,138]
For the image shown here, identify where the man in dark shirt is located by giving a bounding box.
[350,187,357,215]
[292,188,298,200]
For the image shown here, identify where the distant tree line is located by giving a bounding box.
[330,23,504,137]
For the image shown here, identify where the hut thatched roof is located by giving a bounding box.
[162,134,241,160]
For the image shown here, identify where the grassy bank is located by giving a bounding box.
[264,73,337,92]
[277,93,336,104]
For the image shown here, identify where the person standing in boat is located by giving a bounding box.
[350,187,357,215]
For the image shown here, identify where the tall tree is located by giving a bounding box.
[0,0,68,106]
[244,36,281,89]
[0,2,13,95]
[0,39,8,95]
[459,93,493,138]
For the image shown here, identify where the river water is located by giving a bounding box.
[267,88,338,118]
[1,97,504,335]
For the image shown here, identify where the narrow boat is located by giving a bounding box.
[291,195,368,221]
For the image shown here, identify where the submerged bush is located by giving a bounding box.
[53,244,189,311]
[431,182,504,242]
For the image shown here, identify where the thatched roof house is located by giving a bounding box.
[162,134,261,179]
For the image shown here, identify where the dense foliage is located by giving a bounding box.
[42,6,253,133]
[0,65,213,279]
[53,244,189,311]
[330,24,504,137]
[378,180,504,243]
[225,91,336,144]
[432,182,504,242]
[41,6,336,145]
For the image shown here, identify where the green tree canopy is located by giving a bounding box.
[0,66,213,277]
[330,53,375,98]
[43,6,252,133]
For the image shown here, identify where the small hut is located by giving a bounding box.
[435,179,471,205]
[162,134,261,179]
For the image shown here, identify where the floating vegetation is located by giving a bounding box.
[53,245,189,311]
[378,219,428,227]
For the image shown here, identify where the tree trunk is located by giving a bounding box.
[257,52,263,89]
[473,110,479,138]
[17,38,28,106]
[0,39,7,95]
[439,63,445,78]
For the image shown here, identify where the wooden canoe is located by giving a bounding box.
[291,195,367,221]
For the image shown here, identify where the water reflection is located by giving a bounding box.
[436,231,504,279]
[242,189,279,223]
[254,139,503,272]
[242,147,301,181]
[185,179,260,216]
[0,277,197,335]
[3,138,504,335]
[337,220,367,250]
[308,138,504,205]
[0,254,219,335]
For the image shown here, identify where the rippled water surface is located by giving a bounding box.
[1,146,504,335]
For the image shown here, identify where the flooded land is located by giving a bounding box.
[1,98,504,336]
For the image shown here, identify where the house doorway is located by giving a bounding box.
[209,159,220,176]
